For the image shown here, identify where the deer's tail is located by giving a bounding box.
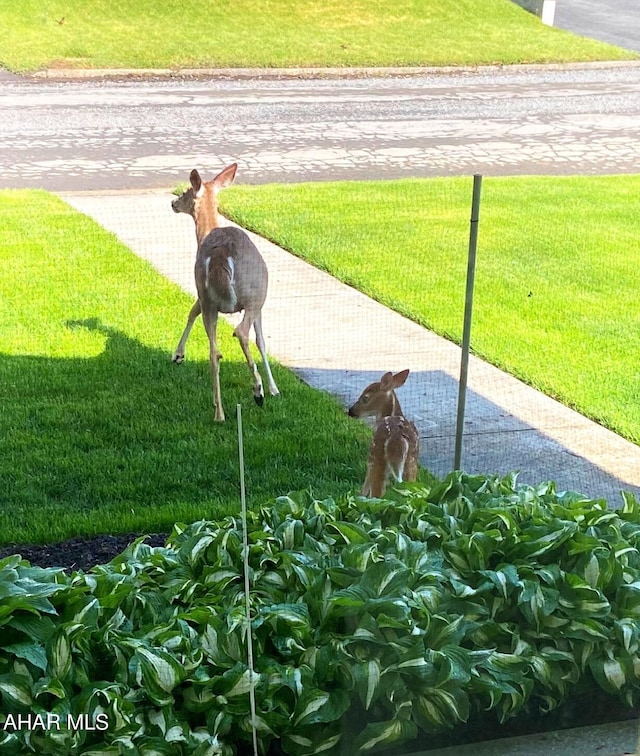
[206,249,238,311]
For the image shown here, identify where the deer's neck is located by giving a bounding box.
[377,392,404,423]
[194,199,219,247]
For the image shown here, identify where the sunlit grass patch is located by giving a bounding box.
[0,190,371,545]
[0,0,635,72]
[220,174,640,444]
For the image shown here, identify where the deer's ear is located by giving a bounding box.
[190,169,204,196]
[391,369,410,388]
[213,163,238,192]
[379,372,395,390]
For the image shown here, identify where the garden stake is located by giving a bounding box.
[237,404,259,756]
[455,174,483,470]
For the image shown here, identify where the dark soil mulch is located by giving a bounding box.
[0,532,169,572]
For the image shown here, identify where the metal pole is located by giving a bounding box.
[454,175,483,470]
[237,404,259,756]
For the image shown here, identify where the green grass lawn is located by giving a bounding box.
[219,174,640,446]
[0,190,373,546]
[0,0,635,72]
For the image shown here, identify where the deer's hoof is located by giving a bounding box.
[254,395,264,407]
[172,353,184,364]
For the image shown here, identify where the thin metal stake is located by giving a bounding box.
[454,174,483,470]
[237,404,259,756]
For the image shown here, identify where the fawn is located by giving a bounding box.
[348,369,419,498]
[171,164,279,422]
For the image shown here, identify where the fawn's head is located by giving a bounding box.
[348,369,410,421]
[171,163,238,222]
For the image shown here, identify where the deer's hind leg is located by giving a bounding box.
[202,307,225,422]
[234,311,264,406]
[253,314,279,397]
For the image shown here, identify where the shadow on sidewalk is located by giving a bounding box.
[296,366,640,506]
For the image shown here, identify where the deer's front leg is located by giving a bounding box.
[363,456,387,499]
[172,299,201,364]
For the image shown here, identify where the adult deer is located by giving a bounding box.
[171,162,236,366]
[171,164,279,422]
[348,370,419,498]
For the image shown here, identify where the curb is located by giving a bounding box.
[20,59,640,82]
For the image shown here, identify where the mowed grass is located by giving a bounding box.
[0,191,372,546]
[0,0,635,72]
[219,174,640,445]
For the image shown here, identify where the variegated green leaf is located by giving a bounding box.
[360,561,410,598]
[225,668,258,699]
[413,687,469,731]
[48,630,72,681]
[590,655,627,692]
[621,491,640,514]
[565,618,610,642]
[614,618,640,654]
[326,521,371,545]
[422,615,467,649]
[353,716,418,753]
[136,646,182,692]
[558,578,610,618]
[1,641,47,671]
[282,728,341,755]
[32,676,66,699]
[294,688,350,727]
[275,518,305,550]
[352,659,381,710]
[0,673,33,707]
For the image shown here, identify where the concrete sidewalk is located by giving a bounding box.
[60,189,640,506]
[406,718,638,756]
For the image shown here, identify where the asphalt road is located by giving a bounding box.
[555,0,640,53]
[1,64,639,191]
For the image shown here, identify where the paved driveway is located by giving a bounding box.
[554,0,640,52]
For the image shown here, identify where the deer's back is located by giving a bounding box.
[371,416,419,481]
[196,226,268,313]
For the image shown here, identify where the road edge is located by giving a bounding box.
[3,59,640,82]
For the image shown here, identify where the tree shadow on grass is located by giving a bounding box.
[0,318,367,546]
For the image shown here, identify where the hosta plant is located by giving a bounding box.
[1,472,640,754]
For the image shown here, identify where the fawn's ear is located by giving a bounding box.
[212,162,238,193]
[379,371,395,390]
[190,169,204,196]
[390,369,410,389]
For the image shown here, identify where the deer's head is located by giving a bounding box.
[348,369,410,422]
[171,163,238,221]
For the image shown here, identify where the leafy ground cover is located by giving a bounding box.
[0,0,636,72]
[220,174,640,445]
[1,474,639,754]
[0,190,372,546]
